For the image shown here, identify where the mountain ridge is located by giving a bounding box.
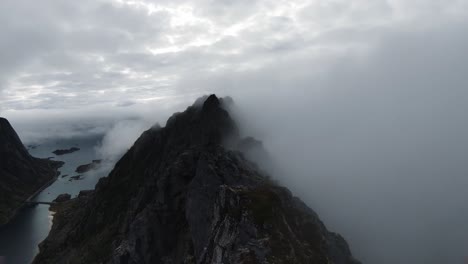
[0,117,63,225]
[33,95,360,264]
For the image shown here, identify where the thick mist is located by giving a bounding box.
[221,23,468,264]
[3,96,196,165]
[4,23,468,263]
[1,3,468,263]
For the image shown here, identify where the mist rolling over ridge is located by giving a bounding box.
[1,0,468,263]
[225,22,468,263]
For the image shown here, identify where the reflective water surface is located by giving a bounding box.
[0,135,113,264]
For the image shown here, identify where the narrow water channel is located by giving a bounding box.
[0,135,113,264]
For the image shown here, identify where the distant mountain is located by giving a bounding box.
[33,95,360,264]
[0,118,63,225]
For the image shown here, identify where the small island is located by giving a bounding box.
[75,160,102,173]
[27,144,40,150]
[52,147,80,156]
[69,175,83,181]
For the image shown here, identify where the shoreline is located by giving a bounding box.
[25,175,59,203]
[1,161,63,227]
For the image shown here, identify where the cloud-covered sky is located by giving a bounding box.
[1,0,467,112]
[1,1,468,263]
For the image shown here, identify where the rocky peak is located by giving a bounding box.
[202,94,220,110]
[0,117,29,158]
[33,95,360,264]
[161,94,238,148]
[0,117,9,126]
[0,117,16,134]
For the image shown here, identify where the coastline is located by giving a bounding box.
[0,160,63,227]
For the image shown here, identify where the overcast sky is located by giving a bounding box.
[1,0,467,113]
[1,1,468,263]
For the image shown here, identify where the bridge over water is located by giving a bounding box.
[24,201,56,206]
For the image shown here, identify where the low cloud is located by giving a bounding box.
[221,19,468,264]
[1,1,468,263]
[95,118,155,161]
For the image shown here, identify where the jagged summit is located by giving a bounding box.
[33,95,360,264]
[191,94,232,110]
[202,94,220,110]
[163,94,238,147]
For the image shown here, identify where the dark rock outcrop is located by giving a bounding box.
[75,160,102,173]
[33,95,360,264]
[53,147,80,155]
[69,175,83,181]
[0,117,63,225]
[53,193,71,203]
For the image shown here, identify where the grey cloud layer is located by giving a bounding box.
[1,1,468,263]
[2,0,465,111]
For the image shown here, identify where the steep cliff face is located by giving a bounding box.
[33,95,360,264]
[0,118,63,225]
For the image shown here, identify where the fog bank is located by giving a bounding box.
[220,20,468,264]
[1,1,468,263]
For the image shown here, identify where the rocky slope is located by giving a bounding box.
[0,117,63,225]
[33,95,360,264]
